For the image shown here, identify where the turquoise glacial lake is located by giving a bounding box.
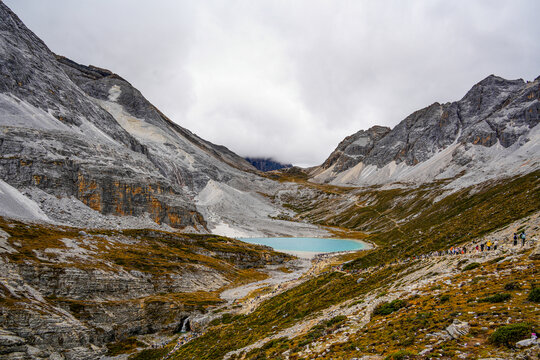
[239,237,367,256]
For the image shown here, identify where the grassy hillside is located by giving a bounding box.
[277,171,539,269]
[234,249,539,359]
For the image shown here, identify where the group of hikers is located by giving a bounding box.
[513,231,528,246]
[331,230,531,274]
[445,231,527,255]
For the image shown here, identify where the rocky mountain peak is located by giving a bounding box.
[313,74,539,187]
[321,125,391,172]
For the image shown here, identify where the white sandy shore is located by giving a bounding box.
[243,238,373,259]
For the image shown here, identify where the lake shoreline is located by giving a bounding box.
[238,237,372,259]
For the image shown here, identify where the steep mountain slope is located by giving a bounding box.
[1,3,538,360]
[0,2,197,229]
[0,2,323,236]
[312,75,540,187]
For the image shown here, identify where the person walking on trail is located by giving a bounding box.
[480,243,485,252]
[513,233,518,246]
[487,240,492,251]
[520,231,526,246]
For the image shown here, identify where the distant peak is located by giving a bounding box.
[244,157,292,172]
[474,74,524,88]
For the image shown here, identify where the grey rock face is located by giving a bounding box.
[0,127,203,228]
[366,75,538,167]
[516,338,537,348]
[321,125,390,172]
[57,55,256,175]
[0,2,259,229]
[0,4,144,153]
[317,74,540,182]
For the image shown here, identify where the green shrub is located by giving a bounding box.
[462,262,481,271]
[439,294,450,303]
[503,281,521,291]
[415,312,432,319]
[478,293,511,303]
[373,299,407,316]
[384,349,416,360]
[325,315,347,327]
[489,323,532,347]
[489,256,505,264]
[528,286,540,303]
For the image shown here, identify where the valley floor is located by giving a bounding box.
[146,212,539,360]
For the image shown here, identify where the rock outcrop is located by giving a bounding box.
[445,319,470,339]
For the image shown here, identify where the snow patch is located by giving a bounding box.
[98,100,172,144]
[211,223,253,238]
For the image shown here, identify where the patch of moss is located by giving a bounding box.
[503,281,521,291]
[439,294,451,303]
[384,349,416,360]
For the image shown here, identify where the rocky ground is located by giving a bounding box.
[0,218,291,360]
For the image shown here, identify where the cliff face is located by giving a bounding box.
[0,2,259,230]
[313,75,540,186]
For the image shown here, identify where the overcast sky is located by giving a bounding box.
[6,0,539,166]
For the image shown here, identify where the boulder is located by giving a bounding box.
[516,338,537,348]
[446,319,470,339]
